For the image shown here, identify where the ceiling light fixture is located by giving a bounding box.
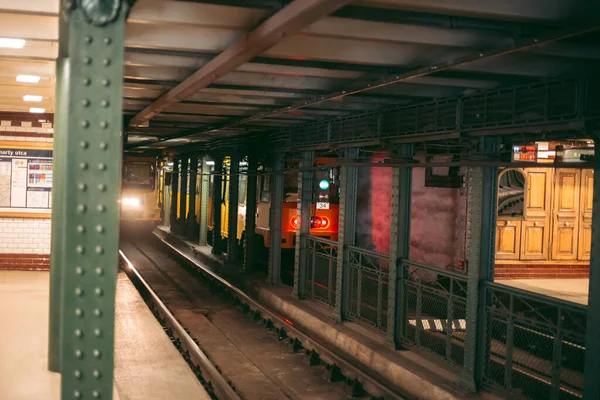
[23,95,42,102]
[16,75,40,83]
[0,38,25,49]
[29,107,45,114]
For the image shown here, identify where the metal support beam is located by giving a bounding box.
[128,0,351,127]
[187,157,198,238]
[179,157,189,226]
[212,155,224,255]
[228,154,240,262]
[584,142,600,398]
[268,152,285,285]
[170,158,179,228]
[388,144,413,346]
[128,24,599,149]
[199,156,210,246]
[293,151,314,299]
[335,147,359,321]
[460,137,498,392]
[48,49,69,374]
[244,154,258,270]
[57,2,127,398]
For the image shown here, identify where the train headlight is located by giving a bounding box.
[122,197,141,207]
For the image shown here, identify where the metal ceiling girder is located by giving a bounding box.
[169,73,596,154]
[127,0,352,127]
[128,23,599,149]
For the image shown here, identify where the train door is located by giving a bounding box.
[255,172,272,243]
[221,162,229,238]
[237,171,247,241]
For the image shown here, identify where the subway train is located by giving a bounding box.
[120,155,161,225]
[206,157,340,254]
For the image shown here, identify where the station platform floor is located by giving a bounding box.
[496,278,589,305]
[0,270,209,400]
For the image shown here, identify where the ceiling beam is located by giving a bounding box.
[127,0,352,127]
[127,23,599,149]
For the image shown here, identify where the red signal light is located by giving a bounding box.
[290,216,299,229]
[310,216,330,229]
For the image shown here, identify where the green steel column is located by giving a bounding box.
[293,151,314,299]
[187,157,198,237]
[228,155,240,262]
[58,2,127,399]
[387,144,412,346]
[170,159,179,228]
[212,155,224,255]
[179,157,189,226]
[335,148,359,321]
[199,157,210,246]
[584,142,600,398]
[244,154,258,271]
[460,137,498,392]
[48,37,70,372]
[268,152,285,285]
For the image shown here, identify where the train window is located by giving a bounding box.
[497,168,526,218]
[238,174,247,204]
[260,175,271,203]
[123,162,155,189]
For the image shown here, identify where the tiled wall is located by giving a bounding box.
[0,118,53,269]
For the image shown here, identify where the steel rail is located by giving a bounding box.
[153,233,408,400]
[118,250,241,400]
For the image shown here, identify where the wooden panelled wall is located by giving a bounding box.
[495,168,593,279]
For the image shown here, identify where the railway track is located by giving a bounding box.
[119,232,406,400]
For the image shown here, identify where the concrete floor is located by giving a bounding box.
[496,278,589,305]
[0,270,209,400]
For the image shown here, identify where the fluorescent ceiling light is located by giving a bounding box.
[16,75,40,83]
[29,107,45,114]
[205,160,215,166]
[23,95,42,102]
[38,119,46,123]
[0,38,25,49]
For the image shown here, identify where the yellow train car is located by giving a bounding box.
[120,155,161,224]
[207,158,340,251]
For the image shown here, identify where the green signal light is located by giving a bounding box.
[319,179,330,191]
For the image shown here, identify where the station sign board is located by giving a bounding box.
[512,144,538,162]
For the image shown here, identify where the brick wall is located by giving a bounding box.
[356,152,468,271]
[0,116,53,270]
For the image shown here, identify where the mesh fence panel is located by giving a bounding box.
[304,235,338,308]
[347,246,389,332]
[398,260,468,368]
[483,283,586,400]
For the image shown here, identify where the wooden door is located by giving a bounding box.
[520,218,550,260]
[578,169,594,260]
[552,169,580,260]
[520,168,552,260]
[496,220,521,260]
[524,168,553,218]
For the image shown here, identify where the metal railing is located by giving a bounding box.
[346,246,390,332]
[298,241,589,399]
[397,260,468,367]
[483,282,586,400]
[304,235,338,308]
